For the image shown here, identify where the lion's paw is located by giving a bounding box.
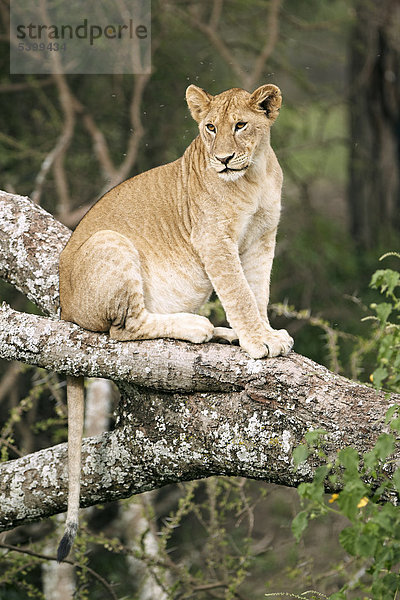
[239,327,293,359]
[262,328,293,357]
[212,326,239,345]
[178,314,214,344]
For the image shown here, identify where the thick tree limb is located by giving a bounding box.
[0,190,69,315]
[0,190,398,532]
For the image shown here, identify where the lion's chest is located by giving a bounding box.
[237,191,281,252]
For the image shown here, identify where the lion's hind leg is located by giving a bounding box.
[68,230,213,344]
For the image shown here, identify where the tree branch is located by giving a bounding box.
[249,0,282,89]
[171,0,282,90]
[0,190,398,532]
[0,190,69,316]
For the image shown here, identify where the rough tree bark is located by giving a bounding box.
[0,191,398,533]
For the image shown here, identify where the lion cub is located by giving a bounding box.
[60,83,293,359]
[57,84,293,560]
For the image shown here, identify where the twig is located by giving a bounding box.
[106,73,151,191]
[0,362,21,404]
[0,437,23,458]
[0,78,54,94]
[0,542,118,600]
[31,0,76,213]
[248,0,282,89]
[173,0,282,90]
[179,4,247,85]
[71,73,150,194]
[209,0,224,31]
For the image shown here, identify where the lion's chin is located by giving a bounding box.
[217,168,247,182]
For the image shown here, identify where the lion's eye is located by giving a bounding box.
[206,123,216,133]
[235,121,247,131]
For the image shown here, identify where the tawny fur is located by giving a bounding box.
[57,83,293,560]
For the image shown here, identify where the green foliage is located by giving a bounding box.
[0,545,45,600]
[265,593,329,599]
[290,408,400,599]
[365,253,400,392]
[74,519,91,600]
[281,257,400,598]
[0,368,67,462]
[85,478,270,598]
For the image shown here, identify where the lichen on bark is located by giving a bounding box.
[0,190,399,531]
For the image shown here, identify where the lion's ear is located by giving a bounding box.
[249,84,282,123]
[186,85,213,123]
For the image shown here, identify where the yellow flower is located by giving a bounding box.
[329,493,339,503]
[369,374,374,382]
[357,497,369,508]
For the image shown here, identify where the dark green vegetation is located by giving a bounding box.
[0,0,399,598]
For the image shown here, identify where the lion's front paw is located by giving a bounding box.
[238,338,270,359]
[239,328,293,359]
[262,328,293,357]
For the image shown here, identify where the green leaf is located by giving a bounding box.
[372,572,400,596]
[291,510,309,542]
[370,269,400,296]
[354,522,379,558]
[293,444,309,466]
[338,447,359,472]
[383,270,400,295]
[297,482,313,499]
[328,473,338,486]
[297,478,325,503]
[363,448,378,472]
[314,464,330,485]
[389,417,400,432]
[392,468,400,493]
[337,480,368,521]
[374,503,400,535]
[371,366,388,390]
[304,429,328,445]
[385,404,400,424]
[374,433,395,460]
[370,269,385,288]
[374,302,393,324]
[339,526,357,555]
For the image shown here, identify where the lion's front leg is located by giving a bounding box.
[241,229,293,356]
[240,229,275,324]
[195,232,291,359]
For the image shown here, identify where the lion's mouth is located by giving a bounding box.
[217,166,248,182]
[218,165,248,175]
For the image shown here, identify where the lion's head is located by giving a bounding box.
[186,84,282,182]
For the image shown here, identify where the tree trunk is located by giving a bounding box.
[0,190,398,532]
[348,0,400,248]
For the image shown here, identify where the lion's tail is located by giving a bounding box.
[57,375,85,562]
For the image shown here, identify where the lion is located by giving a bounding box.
[57,83,293,560]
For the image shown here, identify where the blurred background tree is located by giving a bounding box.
[0,0,399,598]
[349,0,400,249]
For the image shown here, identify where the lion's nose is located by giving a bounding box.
[215,153,235,165]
